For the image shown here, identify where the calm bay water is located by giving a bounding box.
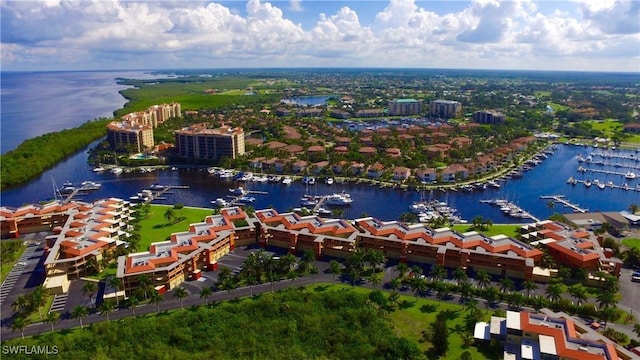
[1,71,637,222]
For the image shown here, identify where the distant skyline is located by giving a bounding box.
[1,0,639,73]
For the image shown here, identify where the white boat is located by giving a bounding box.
[487,181,500,189]
[314,207,332,216]
[282,176,292,185]
[211,198,229,207]
[92,167,105,172]
[218,170,234,178]
[625,171,636,179]
[236,196,256,203]
[149,183,165,190]
[325,177,334,185]
[597,182,606,189]
[80,181,101,190]
[324,192,353,206]
[110,167,123,175]
[229,186,245,195]
[584,180,592,187]
[302,176,316,185]
[207,167,217,174]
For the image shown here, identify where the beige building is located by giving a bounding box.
[174,124,245,160]
[107,121,155,152]
[430,100,462,118]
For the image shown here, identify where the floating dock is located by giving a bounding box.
[540,195,588,213]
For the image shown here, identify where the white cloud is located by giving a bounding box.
[0,0,638,72]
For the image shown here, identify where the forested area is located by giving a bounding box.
[2,288,421,360]
[0,119,110,189]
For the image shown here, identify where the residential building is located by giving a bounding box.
[121,102,181,128]
[107,121,155,152]
[388,99,423,116]
[174,124,245,160]
[474,110,506,124]
[474,309,629,360]
[429,100,462,118]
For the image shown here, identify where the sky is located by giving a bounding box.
[1,0,639,72]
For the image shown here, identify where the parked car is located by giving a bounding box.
[631,271,640,282]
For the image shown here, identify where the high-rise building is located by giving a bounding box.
[430,100,462,118]
[388,99,423,116]
[473,110,506,124]
[107,121,155,152]
[174,124,245,160]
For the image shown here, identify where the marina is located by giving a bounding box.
[540,195,588,213]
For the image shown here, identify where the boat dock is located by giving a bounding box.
[540,195,588,213]
[578,166,639,177]
[480,199,539,221]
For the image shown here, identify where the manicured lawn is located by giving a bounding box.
[137,205,216,251]
[622,238,640,249]
[452,224,521,238]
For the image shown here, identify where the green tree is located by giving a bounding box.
[44,311,59,332]
[545,283,563,303]
[99,301,115,321]
[148,291,164,313]
[568,284,588,306]
[523,280,538,298]
[475,270,491,289]
[127,295,140,316]
[199,286,213,304]
[499,277,514,294]
[71,305,89,329]
[428,311,450,357]
[328,260,342,284]
[11,317,29,339]
[164,207,176,223]
[173,286,188,310]
[82,281,98,306]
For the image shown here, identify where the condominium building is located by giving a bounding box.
[38,198,134,293]
[117,207,256,295]
[174,124,245,160]
[122,102,181,128]
[474,309,629,360]
[474,110,506,124]
[107,121,155,152]
[429,100,462,118]
[388,99,423,116]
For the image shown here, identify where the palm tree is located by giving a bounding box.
[499,277,514,294]
[99,301,115,321]
[389,277,402,292]
[328,260,341,284]
[11,317,29,339]
[452,268,468,286]
[596,289,617,310]
[71,305,89,329]
[629,203,639,215]
[148,291,164,313]
[12,294,29,314]
[545,283,563,303]
[31,286,47,319]
[523,280,538,298]
[164,207,176,223]
[108,276,123,306]
[396,263,410,280]
[633,323,640,339]
[367,272,382,289]
[82,281,98,307]
[199,287,213,304]
[568,285,588,306]
[137,274,153,300]
[309,264,319,285]
[173,286,188,309]
[44,311,59,332]
[430,265,446,282]
[127,295,140,316]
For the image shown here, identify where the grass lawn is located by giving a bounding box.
[0,240,26,283]
[25,295,54,324]
[137,205,216,250]
[622,238,640,249]
[452,224,521,238]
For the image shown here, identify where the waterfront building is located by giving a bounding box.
[106,121,154,152]
[37,198,134,293]
[429,100,462,118]
[474,309,628,360]
[117,207,255,295]
[121,102,181,128]
[355,109,385,118]
[473,110,506,124]
[521,221,622,277]
[174,124,245,160]
[388,99,423,116]
[0,202,80,239]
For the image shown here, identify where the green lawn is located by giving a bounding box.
[622,238,640,249]
[137,205,216,251]
[452,224,521,238]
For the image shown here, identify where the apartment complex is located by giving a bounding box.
[1,198,136,294]
[474,110,506,124]
[429,100,462,118]
[174,124,245,160]
[521,220,622,277]
[107,102,181,151]
[106,121,154,152]
[474,309,628,360]
[117,207,256,295]
[121,102,182,128]
[388,99,423,116]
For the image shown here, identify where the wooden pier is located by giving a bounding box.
[540,195,588,213]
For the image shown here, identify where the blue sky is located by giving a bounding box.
[1,0,638,72]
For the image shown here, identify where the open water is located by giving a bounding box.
[1,71,637,223]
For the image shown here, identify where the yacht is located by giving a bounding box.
[584,180,592,188]
[625,171,636,180]
[324,192,353,206]
[110,167,123,175]
[300,195,320,207]
[229,186,245,195]
[236,196,256,203]
[149,183,165,190]
[325,177,334,185]
[92,167,105,172]
[80,181,101,190]
[211,198,229,207]
[314,207,332,216]
[282,176,292,185]
[302,176,316,185]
